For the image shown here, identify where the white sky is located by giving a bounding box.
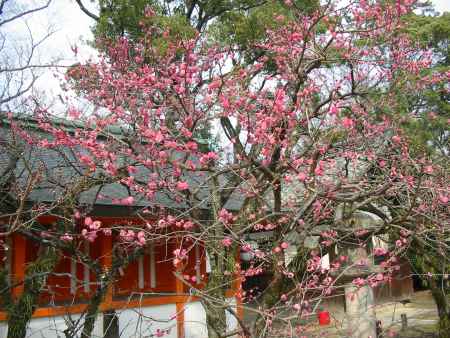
[433,0,450,13]
[2,0,449,111]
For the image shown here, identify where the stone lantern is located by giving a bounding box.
[330,205,385,338]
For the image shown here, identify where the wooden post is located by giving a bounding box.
[11,234,26,297]
[401,313,408,331]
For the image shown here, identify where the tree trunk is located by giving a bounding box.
[429,280,450,338]
[103,310,119,338]
[81,248,143,338]
[7,295,34,338]
[202,270,228,338]
[204,303,227,338]
[81,281,109,338]
[251,270,283,338]
[7,247,58,338]
[251,177,283,338]
[204,175,229,338]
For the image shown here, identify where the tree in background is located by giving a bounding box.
[76,0,317,36]
[0,0,53,112]
[400,9,449,156]
[75,0,318,57]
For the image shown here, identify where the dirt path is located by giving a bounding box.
[308,291,439,337]
[242,291,440,337]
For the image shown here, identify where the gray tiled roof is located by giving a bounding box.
[0,118,243,212]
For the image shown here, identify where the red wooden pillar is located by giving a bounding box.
[234,249,244,323]
[11,234,26,297]
[176,302,185,338]
[175,238,185,338]
[100,234,113,308]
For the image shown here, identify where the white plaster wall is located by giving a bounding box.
[184,301,207,338]
[0,321,7,338]
[225,298,238,333]
[320,253,330,269]
[25,313,102,337]
[184,298,238,338]
[117,303,177,338]
[0,298,237,338]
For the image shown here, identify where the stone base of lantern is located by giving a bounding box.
[344,285,377,338]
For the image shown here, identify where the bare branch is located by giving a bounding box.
[0,0,52,27]
[74,0,99,21]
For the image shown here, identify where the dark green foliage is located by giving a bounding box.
[209,0,318,66]
[399,12,450,156]
[92,0,319,50]
[95,0,161,40]
[209,0,318,46]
